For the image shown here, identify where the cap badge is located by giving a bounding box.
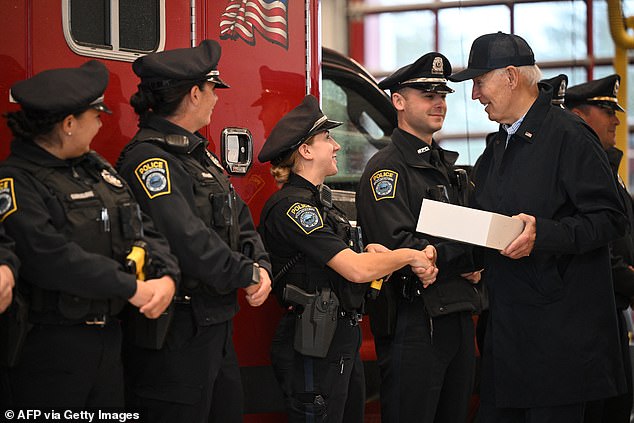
[101,169,123,188]
[614,80,620,97]
[432,57,444,75]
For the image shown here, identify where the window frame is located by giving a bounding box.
[61,0,166,62]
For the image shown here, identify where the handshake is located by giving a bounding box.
[365,243,438,287]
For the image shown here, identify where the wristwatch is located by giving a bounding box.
[251,262,261,285]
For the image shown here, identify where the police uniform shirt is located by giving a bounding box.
[261,173,349,271]
[357,128,473,273]
[117,113,271,316]
[0,141,149,300]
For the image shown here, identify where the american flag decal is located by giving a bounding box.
[220,0,289,49]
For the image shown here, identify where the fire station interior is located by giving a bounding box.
[321,0,634,198]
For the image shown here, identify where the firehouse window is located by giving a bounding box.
[356,0,634,185]
[63,0,164,61]
[323,79,391,191]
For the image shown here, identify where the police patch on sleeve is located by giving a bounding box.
[0,178,17,222]
[286,202,324,235]
[134,158,171,199]
[371,169,398,201]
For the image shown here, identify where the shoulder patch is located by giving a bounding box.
[286,202,324,234]
[370,169,398,201]
[0,178,17,222]
[134,158,171,199]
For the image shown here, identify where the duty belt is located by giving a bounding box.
[394,274,424,301]
[339,309,362,326]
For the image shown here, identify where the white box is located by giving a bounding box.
[416,199,525,250]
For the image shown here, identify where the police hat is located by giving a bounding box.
[251,66,305,107]
[9,60,111,115]
[379,52,454,94]
[540,74,568,106]
[565,74,625,112]
[449,32,535,82]
[133,39,229,89]
[258,95,342,164]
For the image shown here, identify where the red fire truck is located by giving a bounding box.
[0,1,397,420]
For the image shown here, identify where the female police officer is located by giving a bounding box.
[258,95,438,423]
[0,60,178,407]
[115,40,272,422]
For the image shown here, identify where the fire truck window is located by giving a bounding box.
[70,0,110,48]
[120,0,160,51]
[323,79,392,191]
[64,0,162,59]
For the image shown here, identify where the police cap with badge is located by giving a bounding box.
[10,60,112,116]
[379,52,454,94]
[133,39,230,90]
[541,74,568,107]
[565,74,625,112]
[258,95,342,165]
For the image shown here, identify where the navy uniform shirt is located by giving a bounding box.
[260,173,348,268]
[0,140,178,301]
[117,113,271,325]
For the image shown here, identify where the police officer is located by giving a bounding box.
[0,61,178,407]
[566,75,633,423]
[116,40,272,423]
[258,95,438,423]
[357,53,483,423]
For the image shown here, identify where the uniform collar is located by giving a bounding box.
[605,146,623,173]
[10,138,86,168]
[392,128,458,167]
[286,172,320,194]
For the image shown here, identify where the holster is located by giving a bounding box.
[0,292,33,367]
[366,278,398,338]
[284,285,339,358]
[123,304,173,350]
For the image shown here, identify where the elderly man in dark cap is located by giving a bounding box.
[566,74,633,423]
[357,52,483,423]
[450,32,627,422]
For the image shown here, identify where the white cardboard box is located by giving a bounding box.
[416,199,525,250]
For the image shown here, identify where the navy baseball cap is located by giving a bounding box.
[449,32,535,82]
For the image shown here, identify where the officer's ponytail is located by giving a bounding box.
[130,81,207,118]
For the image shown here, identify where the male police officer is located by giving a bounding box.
[566,74,633,423]
[357,52,482,423]
[450,32,626,422]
